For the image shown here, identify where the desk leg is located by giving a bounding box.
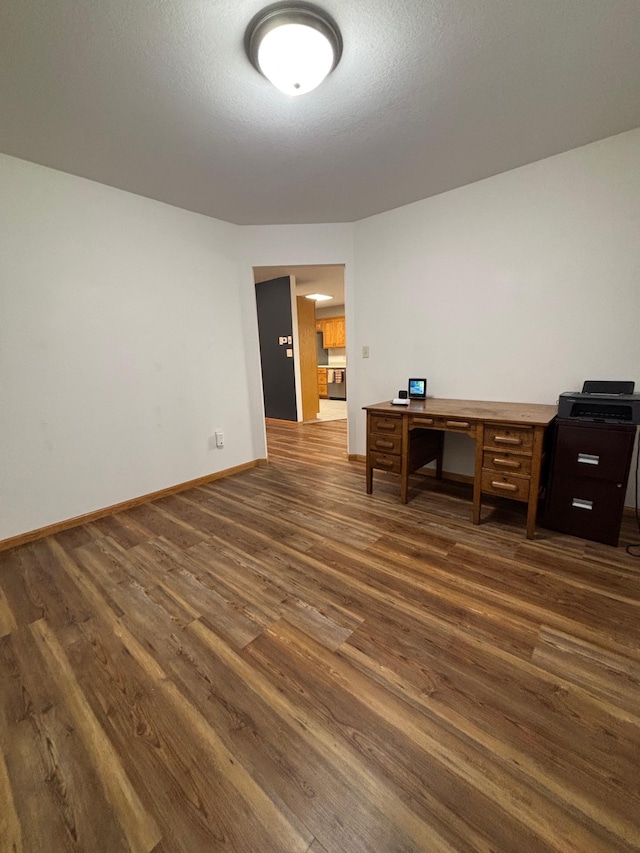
[436,432,444,479]
[400,417,410,504]
[472,423,484,525]
[365,413,373,494]
[526,426,544,539]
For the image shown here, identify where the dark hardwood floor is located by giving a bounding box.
[1,417,640,852]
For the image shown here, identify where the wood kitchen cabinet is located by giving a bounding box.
[316,316,345,349]
[316,318,328,343]
[317,367,328,399]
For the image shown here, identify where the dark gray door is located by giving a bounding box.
[255,277,297,421]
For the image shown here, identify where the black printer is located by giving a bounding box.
[558,381,640,425]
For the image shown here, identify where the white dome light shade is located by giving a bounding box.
[258,23,334,96]
[246,4,342,97]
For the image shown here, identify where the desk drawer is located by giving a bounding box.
[369,434,402,454]
[369,414,402,435]
[484,423,533,453]
[434,416,476,435]
[409,415,437,429]
[482,450,532,476]
[481,470,530,501]
[368,452,402,474]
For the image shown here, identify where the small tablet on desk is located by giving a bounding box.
[408,378,427,399]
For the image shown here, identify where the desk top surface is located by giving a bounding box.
[364,398,558,426]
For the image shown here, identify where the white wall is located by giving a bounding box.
[351,129,640,503]
[0,155,255,540]
[3,127,639,541]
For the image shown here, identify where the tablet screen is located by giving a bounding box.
[408,378,426,399]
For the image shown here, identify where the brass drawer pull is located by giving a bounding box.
[377,423,397,431]
[491,480,518,492]
[493,457,521,469]
[494,435,522,445]
[375,439,394,449]
[413,417,434,426]
[446,420,470,429]
[376,459,395,468]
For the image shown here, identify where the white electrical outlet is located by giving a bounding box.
[215,430,224,448]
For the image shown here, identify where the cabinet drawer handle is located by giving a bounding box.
[494,435,522,445]
[491,480,518,492]
[413,418,434,426]
[378,423,397,431]
[577,453,599,466]
[375,439,394,449]
[572,498,593,510]
[446,420,470,429]
[492,457,521,469]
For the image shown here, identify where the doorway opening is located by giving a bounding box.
[253,264,347,430]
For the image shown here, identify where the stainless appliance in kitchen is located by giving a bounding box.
[327,368,346,400]
[316,331,329,365]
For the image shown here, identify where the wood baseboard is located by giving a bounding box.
[5,454,632,553]
[0,459,268,554]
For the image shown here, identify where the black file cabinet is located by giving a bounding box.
[543,419,635,546]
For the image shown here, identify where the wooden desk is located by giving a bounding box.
[364,398,557,539]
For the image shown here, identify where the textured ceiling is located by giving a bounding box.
[1,1,639,225]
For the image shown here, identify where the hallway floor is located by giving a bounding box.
[316,399,347,421]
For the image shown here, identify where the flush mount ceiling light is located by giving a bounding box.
[245,3,342,96]
[304,293,333,301]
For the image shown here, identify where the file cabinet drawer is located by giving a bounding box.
[544,477,627,546]
[552,420,635,482]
